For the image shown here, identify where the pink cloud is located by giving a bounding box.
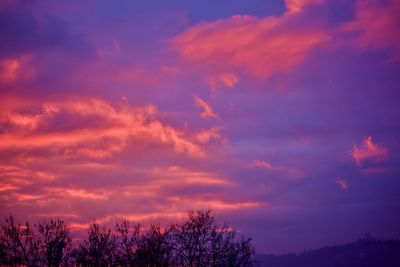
[149,165,233,186]
[0,56,35,83]
[0,98,204,158]
[48,187,110,200]
[250,160,273,170]
[342,0,400,59]
[173,7,329,86]
[285,0,323,13]
[196,127,223,143]
[167,196,265,211]
[194,96,219,119]
[0,59,20,82]
[207,72,239,92]
[351,136,388,166]
[0,185,18,192]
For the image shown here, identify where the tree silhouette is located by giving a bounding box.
[0,216,40,266]
[114,219,141,266]
[1,211,256,266]
[135,224,175,267]
[36,218,71,267]
[72,222,116,266]
[173,210,255,267]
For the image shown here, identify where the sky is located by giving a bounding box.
[0,0,400,254]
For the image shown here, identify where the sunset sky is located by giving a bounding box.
[1,0,400,254]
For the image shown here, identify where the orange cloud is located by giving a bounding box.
[250,160,273,170]
[342,0,400,59]
[173,8,329,85]
[194,96,219,119]
[351,136,388,166]
[0,97,260,228]
[0,185,18,192]
[152,166,232,186]
[196,127,222,143]
[94,197,265,225]
[0,98,204,158]
[167,196,265,211]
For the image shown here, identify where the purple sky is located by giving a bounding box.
[1,0,400,254]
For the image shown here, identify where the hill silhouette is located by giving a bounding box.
[256,234,400,267]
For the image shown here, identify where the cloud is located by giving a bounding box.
[196,127,223,143]
[351,136,388,166]
[250,160,273,170]
[150,166,232,186]
[49,188,110,200]
[0,97,263,227]
[342,0,400,59]
[336,179,348,190]
[167,197,265,211]
[195,96,219,119]
[0,98,204,158]
[207,72,239,92]
[0,58,20,82]
[285,0,323,13]
[173,5,329,86]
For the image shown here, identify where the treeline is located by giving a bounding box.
[0,210,256,267]
[256,234,400,267]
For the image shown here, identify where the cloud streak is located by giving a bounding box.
[195,96,219,119]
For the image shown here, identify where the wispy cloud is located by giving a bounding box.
[194,96,219,119]
[250,160,273,170]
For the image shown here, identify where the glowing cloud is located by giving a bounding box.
[285,0,323,13]
[343,0,400,59]
[173,8,329,82]
[151,166,232,186]
[195,96,219,119]
[49,188,110,200]
[351,136,388,166]
[250,160,273,170]
[207,72,239,91]
[0,98,204,158]
[196,127,222,143]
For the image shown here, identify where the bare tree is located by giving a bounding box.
[114,219,141,266]
[0,216,40,267]
[173,210,256,267]
[1,211,256,266]
[72,222,116,267]
[36,218,71,267]
[135,224,175,267]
